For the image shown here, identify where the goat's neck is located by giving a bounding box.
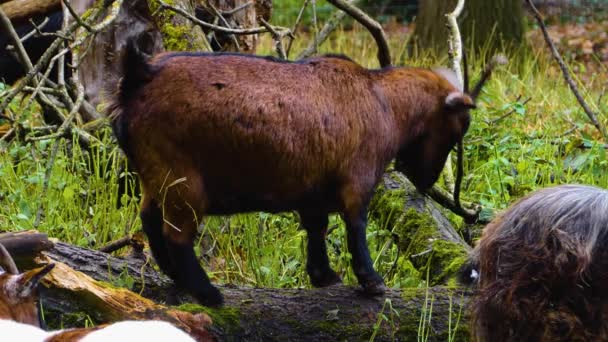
[374,67,442,149]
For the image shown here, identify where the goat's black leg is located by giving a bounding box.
[343,206,386,295]
[140,197,175,278]
[299,211,341,287]
[165,239,223,307]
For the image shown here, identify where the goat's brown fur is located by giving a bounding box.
[108,43,474,305]
[462,185,608,341]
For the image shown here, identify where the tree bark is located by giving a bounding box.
[0,0,60,26]
[1,228,473,341]
[412,0,525,56]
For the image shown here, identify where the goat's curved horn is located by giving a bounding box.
[0,243,19,274]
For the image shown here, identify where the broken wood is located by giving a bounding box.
[0,0,60,26]
[0,231,473,341]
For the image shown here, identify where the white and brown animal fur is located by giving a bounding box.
[0,243,195,341]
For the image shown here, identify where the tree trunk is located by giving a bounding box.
[412,0,525,56]
[149,0,210,52]
[0,0,60,25]
[1,231,473,341]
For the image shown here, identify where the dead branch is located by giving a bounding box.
[99,235,134,254]
[297,0,364,60]
[157,0,277,36]
[325,0,391,67]
[259,17,286,59]
[426,186,484,224]
[525,0,607,141]
[285,0,309,58]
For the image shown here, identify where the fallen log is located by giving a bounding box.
[1,0,60,26]
[370,171,472,285]
[0,231,473,341]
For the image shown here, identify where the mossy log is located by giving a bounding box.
[370,171,472,286]
[1,230,474,341]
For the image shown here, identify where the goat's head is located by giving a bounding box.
[0,243,54,326]
[395,68,475,191]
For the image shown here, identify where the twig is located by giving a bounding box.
[0,19,79,116]
[20,17,50,42]
[487,97,532,125]
[297,0,361,60]
[221,1,253,16]
[526,0,607,141]
[259,18,287,59]
[99,235,133,254]
[157,0,274,35]
[62,0,94,32]
[325,0,391,67]
[286,0,309,58]
[425,186,484,224]
[206,1,240,50]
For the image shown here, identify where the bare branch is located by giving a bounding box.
[325,0,391,67]
[221,1,253,16]
[259,18,286,59]
[445,0,465,88]
[286,0,310,58]
[297,0,361,60]
[426,186,484,224]
[157,0,271,35]
[525,0,607,141]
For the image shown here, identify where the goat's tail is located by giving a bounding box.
[457,247,480,287]
[107,38,156,159]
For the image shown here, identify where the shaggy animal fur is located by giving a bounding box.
[108,41,475,306]
[461,185,608,341]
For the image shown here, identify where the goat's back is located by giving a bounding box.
[116,53,399,213]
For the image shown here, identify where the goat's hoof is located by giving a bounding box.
[310,270,342,288]
[361,280,387,296]
[196,286,224,307]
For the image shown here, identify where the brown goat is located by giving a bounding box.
[108,42,475,306]
[460,185,608,341]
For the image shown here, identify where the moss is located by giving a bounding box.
[382,204,468,285]
[421,240,468,285]
[176,303,241,330]
[160,23,192,51]
[369,187,407,229]
[148,0,197,51]
[395,208,438,255]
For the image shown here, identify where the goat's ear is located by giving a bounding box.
[445,92,476,111]
[15,264,54,298]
